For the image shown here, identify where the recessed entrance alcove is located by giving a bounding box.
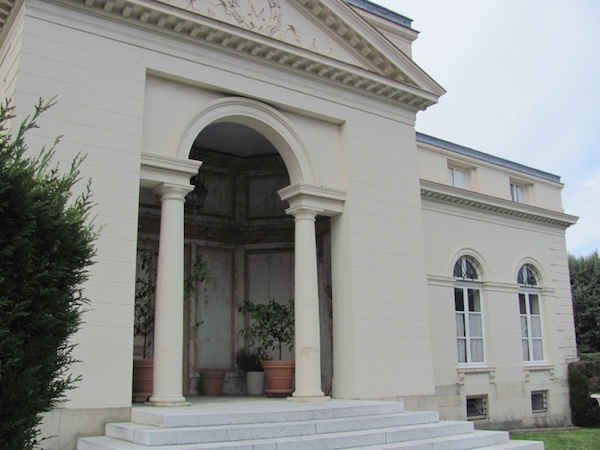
[135,122,334,396]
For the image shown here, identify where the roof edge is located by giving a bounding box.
[343,0,413,29]
[416,132,561,184]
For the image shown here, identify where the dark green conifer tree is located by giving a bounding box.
[569,251,600,354]
[0,99,98,449]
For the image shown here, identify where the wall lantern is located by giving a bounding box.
[186,173,208,210]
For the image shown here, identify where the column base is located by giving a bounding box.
[147,396,190,407]
[288,392,331,402]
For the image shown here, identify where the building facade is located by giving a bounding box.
[0,0,577,448]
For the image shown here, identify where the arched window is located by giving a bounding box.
[454,256,485,364]
[517,264,538,287]
[453,255,480,280]
[518,264,544,362]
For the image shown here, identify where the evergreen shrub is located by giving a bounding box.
[568,360,600,427]
[0,99,98,448]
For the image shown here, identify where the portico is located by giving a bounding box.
[139,99,346,404]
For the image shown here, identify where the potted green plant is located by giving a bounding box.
[132,249,156,402]
[235,348,265,395]
[133,250,214,400]
[237,299,294,396]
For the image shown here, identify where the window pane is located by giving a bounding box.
[455,288,464,311]
[465,260,478,280]
[529,295,540,315]
[456,313,466,337]
[521,317,529,337]
[454,168,467,188]
[457,339,467,363]
[522,339,530,361]
[519,294,527,314]
[511,183,525,203]
[531,317,542,337]
[470,314,483,337]
[470,339,484,362]
[525,267,537,286]
[533,340,544,361]
[468,289,480,312]
[453,260,463,278]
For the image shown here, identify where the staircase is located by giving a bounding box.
[77,398,543,449]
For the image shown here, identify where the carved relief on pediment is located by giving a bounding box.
[160,0,339,57]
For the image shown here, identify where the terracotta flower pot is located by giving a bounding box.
[262,360,295,396]
[132,358,153,402]
[199,369,226,396]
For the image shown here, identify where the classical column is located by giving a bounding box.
[288,205,327,399]
[148,182,192,405]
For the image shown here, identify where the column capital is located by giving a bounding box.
[153,182,194,201]
[285,205,323,219]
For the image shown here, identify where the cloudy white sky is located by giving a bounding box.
[371,0,600,257]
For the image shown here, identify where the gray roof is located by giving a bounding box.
[416,133,561,183]
[344,0,413,29]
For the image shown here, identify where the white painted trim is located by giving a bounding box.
[176,97,317,185]
[278,182,346,216]
[140,153,201,188]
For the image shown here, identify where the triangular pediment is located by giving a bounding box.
[156,0,442,96]
[53,0,444,111]
[158,0,374,73]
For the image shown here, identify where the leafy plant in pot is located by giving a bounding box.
[235,348,265,395]
[133,250,213,400]
[132,249,156,402]
[237,299,295,396]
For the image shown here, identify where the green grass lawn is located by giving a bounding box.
[510,428,600,450]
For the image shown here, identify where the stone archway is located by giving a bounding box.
[140,97,345,404]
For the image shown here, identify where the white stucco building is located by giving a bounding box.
[0,0,577,448]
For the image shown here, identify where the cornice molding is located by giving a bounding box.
[278,181,346,217]
[0,0,19,40]
[47,0,439,112]
[140,153,202,189]
[420,180,578,229]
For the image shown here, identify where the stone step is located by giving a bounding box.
[79,430,535,450]
[130,400,406,428]
[105,412,442,446]
[475,441,544,449]
[104,416,467,447]
[353,430,511,449]
[77,400,544,450]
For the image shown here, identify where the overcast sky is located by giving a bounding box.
[371,0,600,257]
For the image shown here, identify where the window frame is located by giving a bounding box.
[455,282,486,365]
[531,390,548,413]
[520,289,544,363]
[466,395,488,420]
[453,255,486,366]
[510,182,526,203]
[518,264,545,364]
[448,166,468,189]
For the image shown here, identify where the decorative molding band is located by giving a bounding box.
[483,281,519,293]
[278,182,346,217]
[524,364,555,382]
[426,274,454,287]
[421,180,578,229]
[54,0,438,111]
[140,153,202,188]
[457,366,496,385]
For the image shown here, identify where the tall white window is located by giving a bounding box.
[454,256,485,364]
[510,183,525,203]
[518,264,543,362]
[448,166,468,189]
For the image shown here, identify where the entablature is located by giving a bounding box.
[421,180,578,229]
[47,0,440,112]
